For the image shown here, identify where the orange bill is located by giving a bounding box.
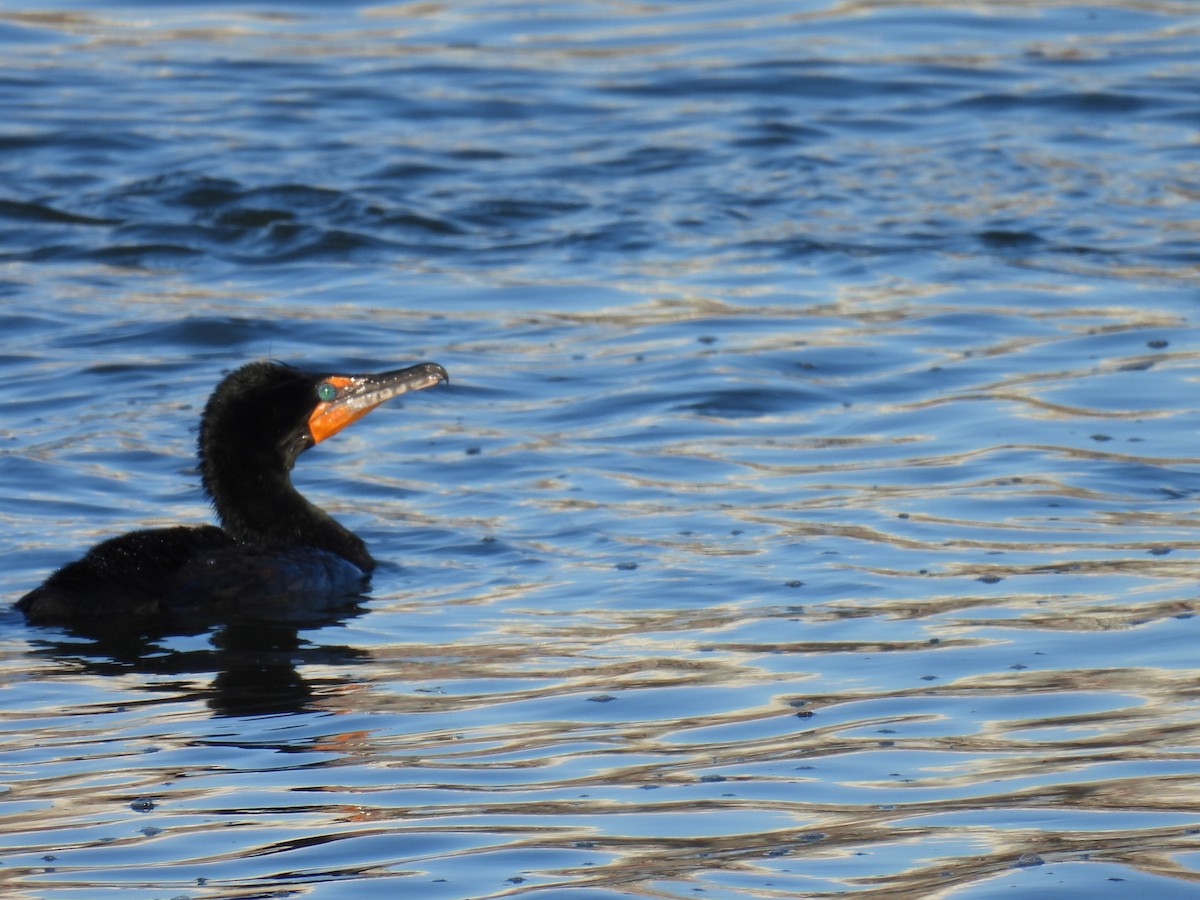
[307,362,448,444]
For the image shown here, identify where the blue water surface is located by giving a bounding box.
[2,1,1200,897]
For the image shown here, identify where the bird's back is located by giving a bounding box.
[18,526,367,628]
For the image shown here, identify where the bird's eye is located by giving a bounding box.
[317,382,337,402]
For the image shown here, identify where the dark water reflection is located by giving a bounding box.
[26,612,372,717]
[3,0,1200,898]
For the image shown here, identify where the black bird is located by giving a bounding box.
[17,360,448,628]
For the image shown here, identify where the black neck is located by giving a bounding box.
[196,361,377,573]
[204,457,374,572]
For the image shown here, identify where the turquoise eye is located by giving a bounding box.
[317,382,337,402]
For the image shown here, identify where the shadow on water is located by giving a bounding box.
[23,606,371,718]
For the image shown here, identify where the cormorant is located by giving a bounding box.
[17,360,448,627]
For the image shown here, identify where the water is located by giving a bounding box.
[2,1,1200,897]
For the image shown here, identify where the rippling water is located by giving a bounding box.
[3,1,1200,897]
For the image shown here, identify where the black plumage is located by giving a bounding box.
[17,360,447,627]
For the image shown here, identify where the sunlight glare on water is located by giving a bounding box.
[2,1,1200,898]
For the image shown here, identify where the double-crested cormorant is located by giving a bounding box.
[17,360,448,627]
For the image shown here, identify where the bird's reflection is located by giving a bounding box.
[24,601,370,717]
